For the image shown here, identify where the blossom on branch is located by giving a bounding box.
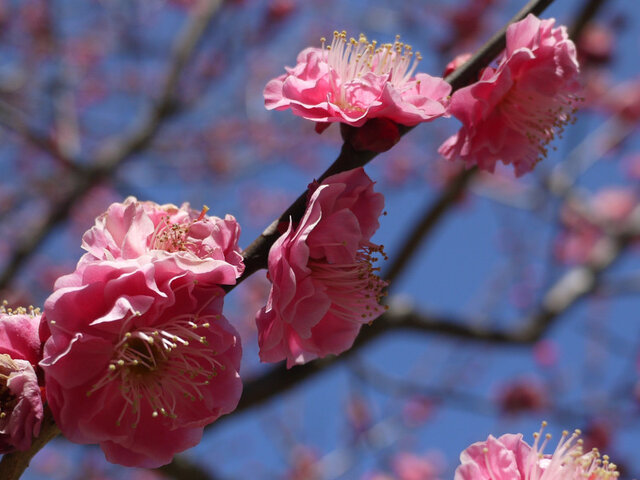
[455,423,619,480]
[78,196,244,282]
[439,14,581,176]
[0,304,44,453]
[256,167,387,368]
[554,187,637,264]
[264,31,451,132]
[39,198,245,467]
[40,263,242,467]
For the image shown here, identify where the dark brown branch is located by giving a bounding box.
[0,0,224,292]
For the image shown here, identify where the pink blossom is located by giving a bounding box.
[264,31,451,130]
[256,167,387,368]
[443,53,472,77]
[40,261,242,468]
[439,14,581,176]
[555,187,637,264]
[78,196,243,282]
[496,377,548,414]
[392,452,443,480]
[604,77,640,123]
[0,304,44,453]
[455,424,619,480]
[577,23,614,65]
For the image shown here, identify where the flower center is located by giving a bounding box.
[149,206,211,254]
[87,311,225,429]
[526,422,619,480]
[497,86,581,168]
[0,301,41,317]
[322,31,422,104]
[309,242,389,324]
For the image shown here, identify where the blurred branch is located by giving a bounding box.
[0,0,225,292]
[0,100,79,171]
[0,407,60,480]
[569,0,607,39]
[348,358,589,422]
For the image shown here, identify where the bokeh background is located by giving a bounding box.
[1,0,640,478]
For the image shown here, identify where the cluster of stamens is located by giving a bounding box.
[149,206,209,254]
[499,87,583,166]
[309,242,389,325]
[321,31,422,105]
[0,301,41,317]
[521,422,619,479]
[87,310,225,429]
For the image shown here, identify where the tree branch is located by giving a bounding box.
[0,100,79,171]
[230,0,556,288]
[0,0,225,292]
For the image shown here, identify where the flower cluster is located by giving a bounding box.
[6,12,591,473]
[40,198,244,467]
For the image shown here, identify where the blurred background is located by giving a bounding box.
[1,0,640,478]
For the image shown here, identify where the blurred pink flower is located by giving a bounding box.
[455,424,618,480]
[443,52,472,77]
[76,196,244,284]
[40,261,242,468]
[265,31,450,131]
[533,339,559,368]
[555,187,637,264]
[577,23,614,65]
[496,377,548,414]
[256,167,387,368]
[439,14,581,176]
[392,452,443,480]
[0,305,43,453]
[604,77,640,124]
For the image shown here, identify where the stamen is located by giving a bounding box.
[87,313,224,426]
[308,243,388,325]
[320,31,422,107]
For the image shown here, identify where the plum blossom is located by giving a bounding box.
[554,187,637,264]
[439,14,581,176]
[455,423,619,480]
[40,262,242,468]
[0,304,44,453]
[39,198,245,467]
[391,452,444,480]
[264,31,451,131]
[256,167,387,368]
[77,196,244,281]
